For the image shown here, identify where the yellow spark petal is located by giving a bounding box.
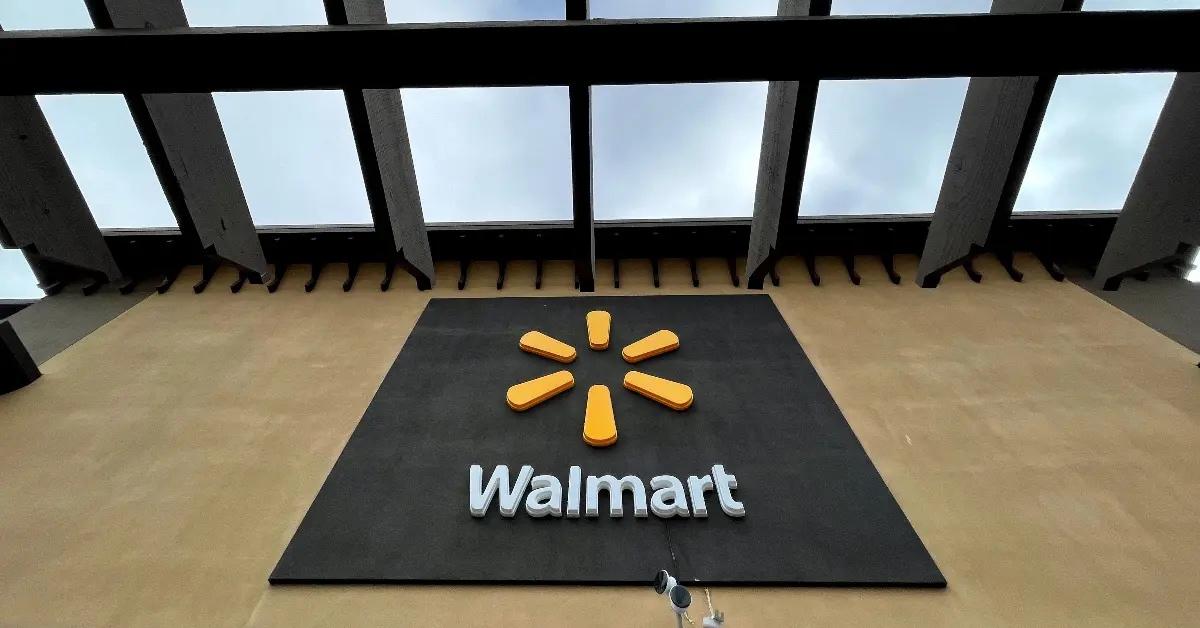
[586,310,611,351]
[623,370,693,411]
[519,330,577,364]
[583,385,618,447]
[506,370,575,411]
[621,330,679,363]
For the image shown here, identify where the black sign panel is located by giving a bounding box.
[271,295,943,586]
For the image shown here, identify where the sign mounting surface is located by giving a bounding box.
[271,295,943,586]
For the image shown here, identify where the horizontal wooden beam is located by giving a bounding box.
[325,0,434,289]
[916,0,1078,288]
[97,213,1120,289]
[1094,72,1200,289]
[745,0,830,290]
[85,0,270,279]
[1,10,1197,94]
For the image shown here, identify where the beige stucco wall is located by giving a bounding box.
[0,254,1196,627]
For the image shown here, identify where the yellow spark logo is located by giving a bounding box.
[505,310,694,448]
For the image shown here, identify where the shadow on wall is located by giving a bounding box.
[1066,264,1200,356]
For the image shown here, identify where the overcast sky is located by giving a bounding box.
[2,0,1198,297]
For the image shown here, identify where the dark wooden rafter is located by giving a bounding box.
[916,0,1081,288]
[565,0,588,26]
[0,320,40,395]
[0,89,122,287]
[0,299,36,319]
[84,0,269,282]
[745,0,831,289]
[567,0,596,292]
[1094,72,1200,289]
[0,21,120,288]
[324,0,435,290]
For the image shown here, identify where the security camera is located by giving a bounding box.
[654,570,727,627]
[652,569,673,595]
[653,569,692,623]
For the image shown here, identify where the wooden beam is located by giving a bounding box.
[1,11,1197,95]
[0,300,36,319]
[916,0,1080,288]
[84,0,269,279]
[324,0,434,290]
[102,213,1119,279]
[1094,72,1200,290]
[566,0,587,21]
[744,0,830,289]
[0,320,40,395]
[0,84,121,283]
[568,0,595,292]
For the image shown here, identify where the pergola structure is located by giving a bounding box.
[1,0,1197,296]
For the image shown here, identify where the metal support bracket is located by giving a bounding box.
[267,263,288,293]
[229,270,249,293]
[156,267,182,294]
[843,255,861,285]
[304,261,324,293]
[963,257,983,283]
[457,259,470,291]
[995,249,1024,282]
[343,261,360,292]
[803,254,820,287]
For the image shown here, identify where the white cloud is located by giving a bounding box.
[593,83,766,219]
[591,0,774,18]
[1014,73,1176,212]
[385,0,561,21]
[0,249,42,299]
[213,90,373,225]
[800,78,971,215]
[0,0,91,29]
[403,87,573,222]
[183,0,327,26]
[35,95,175,228]
[833,0,987,14]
